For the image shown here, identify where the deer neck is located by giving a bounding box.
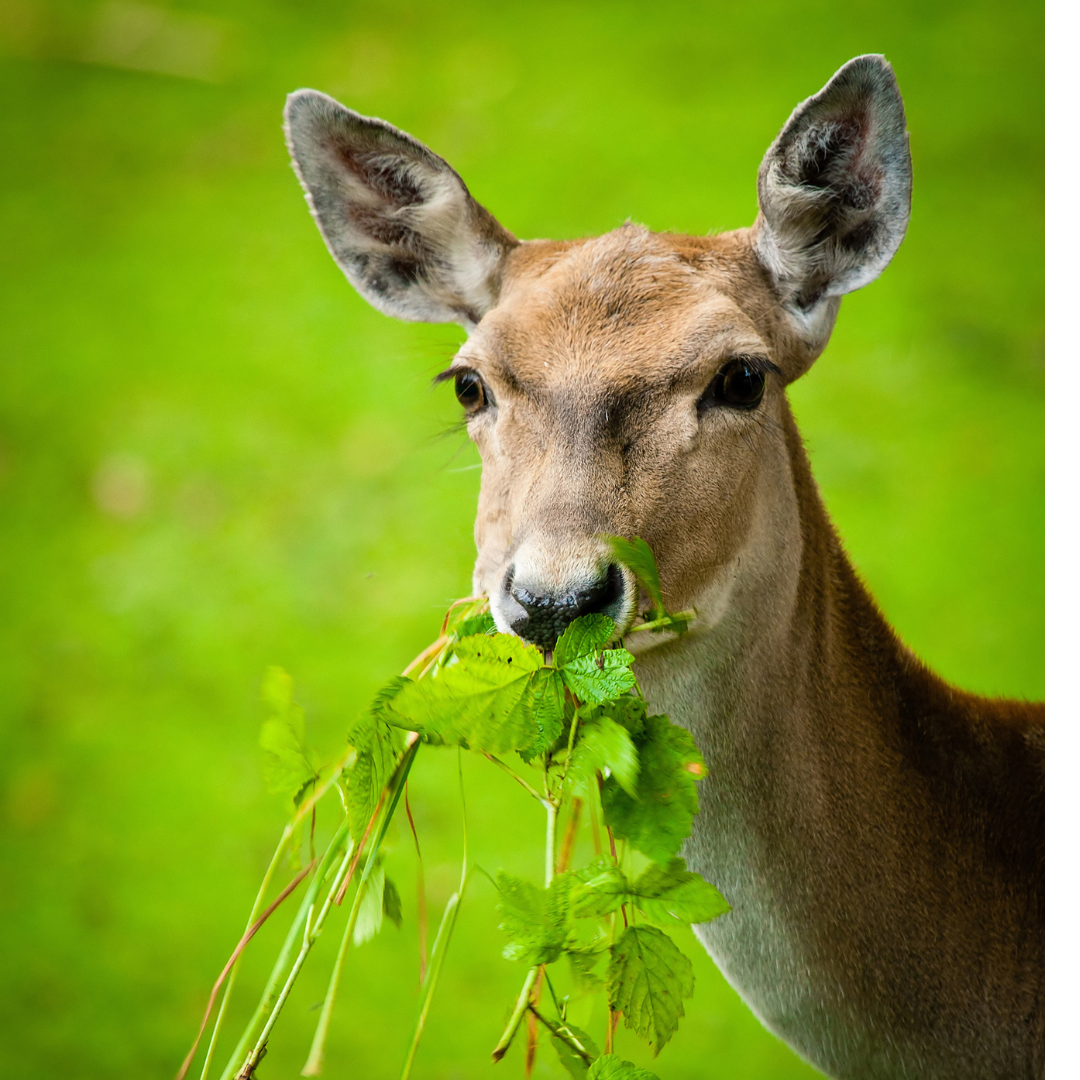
[629,395,913,1061]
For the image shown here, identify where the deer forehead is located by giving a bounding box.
[457,226,776,399]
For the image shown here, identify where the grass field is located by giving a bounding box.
[0,2,1042,1077]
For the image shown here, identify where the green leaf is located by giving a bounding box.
[259,667,317,807]
[568,857,629,918]
[370,675,410,716]
[344,713,400,843]
[630,858,730,925]
[517,665,569,763]
[603,536,665,617]
[379,636,563,756]
[586,1054,660,1080]
[602,714,707,863]
[444,599,493,638]
[383,874,403,929]
[550,1021,599,1080]
[352,863,386,946]
[580,696,647,740]
[456,612,496,638]
[565,945,606,993]
[495,871,569,965]
[554,614,615,665]
[567,716,639,797]
[554,1039,588,1080]
[560,647,637,705]
[607,926,694,1053]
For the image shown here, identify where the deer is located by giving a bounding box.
[283,55,1044,1080]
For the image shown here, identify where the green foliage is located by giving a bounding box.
[630,858,730,925]
[567,856,728,928]
[259,666,318,807]
[383,874,404,930]
[379,635,565,755]
[560,647,638,705]
[566,716,639,797]
[582,696,648,740]
[552,1022,599,1080]
[602,714,708,863]
[210,541,730,1078]
[495,871,570,965]
[455,612,497,638]
[566,944,607,993]
[608,926,695,1053]
[352,862,387,946]
[551,614,636,707]
[603,538,664,615]
[553,613,617,663]
[602,537,693,635]
[344,713,401,843]
[568,858,630,919]
[587,1055,661,1080]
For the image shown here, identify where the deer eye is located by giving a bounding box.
[454,371,488,413]
[700,359,767,412]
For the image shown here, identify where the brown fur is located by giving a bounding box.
[768,404,1044,1075]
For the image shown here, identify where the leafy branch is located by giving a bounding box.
[180,542,725,1080]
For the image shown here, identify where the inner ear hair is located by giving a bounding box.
[285,90,518,328]
[753,55,912,315]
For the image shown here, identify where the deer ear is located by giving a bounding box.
[753,55,911,339]
[285,90,517,328]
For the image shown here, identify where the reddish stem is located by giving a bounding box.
[176,859,314,1080]
[333,789,386,905]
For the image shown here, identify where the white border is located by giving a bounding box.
[1045,1,1074,1075]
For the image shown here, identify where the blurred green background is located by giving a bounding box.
[0,1,1042,1077]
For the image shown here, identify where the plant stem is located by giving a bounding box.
[589,775,603,856]
[439,595,487,635]
[483,752,550,807]
[556,798,582,874]
[524,968,544,1077]
[300,870,371,1076]
[545,800,557,888]
[555,708,581,805]
[193,773,351,1080]
[402,636,449,677]
[625,609,695,634]
[527,1005,594,1065]
[301,740,421,1075]
[544,968,563,1019]
[177,856,315,1080]
[292,754,354,827]
[217,823,348,1080]
[238,834,358,1076]
[333,789,386,904]
[606,1009,620,1055]
[399,891,461,1079]
[491,966,542,1063]
[399,749,468,1080]
[403,786,429,986]
[195,822,292,1080]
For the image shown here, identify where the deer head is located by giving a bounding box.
[285,55,911,650]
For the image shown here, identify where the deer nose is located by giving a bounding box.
[507,564,625,650]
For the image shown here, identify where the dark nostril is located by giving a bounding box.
[508,564,624,649]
